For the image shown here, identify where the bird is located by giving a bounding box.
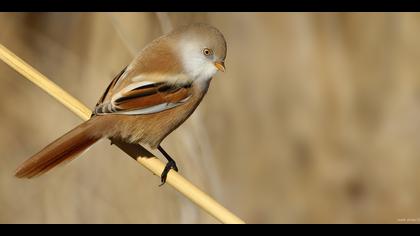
[15,23,227,185]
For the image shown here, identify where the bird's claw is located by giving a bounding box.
[159,160,178,186]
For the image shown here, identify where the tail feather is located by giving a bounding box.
[15,117,103,178]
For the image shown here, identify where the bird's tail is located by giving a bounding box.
[15,116,106,178]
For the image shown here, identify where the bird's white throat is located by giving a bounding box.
[178,40,217,88]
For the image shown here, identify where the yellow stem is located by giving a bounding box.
[0,43,245,224]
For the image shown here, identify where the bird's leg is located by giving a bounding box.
[157,145,178,186]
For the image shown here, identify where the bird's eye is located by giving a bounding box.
[202,48,213,56]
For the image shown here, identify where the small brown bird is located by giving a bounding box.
[15,23,227,184]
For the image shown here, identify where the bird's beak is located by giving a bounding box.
[214,61,225,72]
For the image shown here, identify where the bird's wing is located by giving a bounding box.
[94,66,128,109]
[94,73,193,116]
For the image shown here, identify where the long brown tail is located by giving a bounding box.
[15,117,104,178]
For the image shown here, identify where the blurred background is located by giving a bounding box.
[1,12,420,223]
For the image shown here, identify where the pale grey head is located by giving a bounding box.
[169,23,227,81]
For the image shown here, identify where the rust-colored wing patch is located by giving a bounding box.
[94,81,192,115]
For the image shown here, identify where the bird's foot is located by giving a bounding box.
[159,160,178,186]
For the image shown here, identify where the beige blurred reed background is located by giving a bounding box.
[1,12,420,223]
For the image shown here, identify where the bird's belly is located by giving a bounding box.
[107,91,205,148]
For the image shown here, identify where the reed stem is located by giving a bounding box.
[0,43,245,224]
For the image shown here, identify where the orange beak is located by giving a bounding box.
[214,61,225,72]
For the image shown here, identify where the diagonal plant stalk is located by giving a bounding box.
[0,43,245,224]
